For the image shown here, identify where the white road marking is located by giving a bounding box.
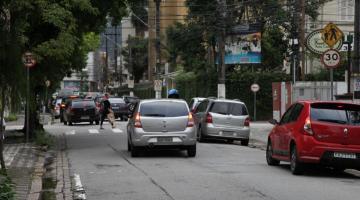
[5,125,24,130]
[73,174,86,199]
[65,130,76,135]
[89,129,99,134]
[112,128,123,133]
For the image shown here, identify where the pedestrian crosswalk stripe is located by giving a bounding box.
[112,128,123,133]
[89,129,99,134]
[65,130,76,135]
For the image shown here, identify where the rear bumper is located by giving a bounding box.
[68,115,99,122]
[130,127,196,147]
[298,136,360,169]
[203,124,250,140]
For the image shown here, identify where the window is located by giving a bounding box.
[289,104,304,122]
[280,105,295,125]
[196,101,208,113]
[140,102,188,117]
[230,103,248,116]
[311,103,349,124]
[338,0,354,21]
[209,102,248,116]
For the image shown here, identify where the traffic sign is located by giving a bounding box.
[251,83,260,92]
[321,49,341,69]
[154,80,162,91]
[321,23,344,48]
[306,29,342,54]
[23,52,36,68]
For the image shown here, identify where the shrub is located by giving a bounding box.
[0,173,15,200]
[34,130,55,148]
[4,114,17,122]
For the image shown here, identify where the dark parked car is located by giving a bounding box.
[59,95,80,122]
[266,101,360,175]
[108,98,128,121]
[63,99,100,125]
[123,95,140,104]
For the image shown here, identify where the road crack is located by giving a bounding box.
[107,144,176,200]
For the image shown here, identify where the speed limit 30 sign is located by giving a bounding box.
[321,49,341,69]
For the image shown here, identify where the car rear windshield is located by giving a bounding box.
[311,103,360,125]
[140,101,188,117]
[210,102,248,116]
[109,99,125,104]
[72,101,96,108]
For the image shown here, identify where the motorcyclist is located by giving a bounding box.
[168,89,180,99]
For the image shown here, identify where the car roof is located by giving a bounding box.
[296,100,360,105]
[140,99,187,104]
[206,98,245,104]
[192,97,206,101]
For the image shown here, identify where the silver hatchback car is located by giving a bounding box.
[127,99,197,157]
[193,99,250,145]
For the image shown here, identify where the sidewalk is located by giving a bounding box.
[2,114,73,200]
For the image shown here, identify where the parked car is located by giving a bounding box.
[127,99,196,157]
[108,98,128,121]
[266,101,360,175]
[193,98,250,145]
[188,97,206,113]
[63,99,100,125]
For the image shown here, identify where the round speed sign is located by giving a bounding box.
[321,49,341,69]
[251,83,260,92]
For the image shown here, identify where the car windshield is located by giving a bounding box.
[210,102,248,116]
[140,101,188,117]
[72,101,95,108]
[109,99,125,104]
[311,103,360,125]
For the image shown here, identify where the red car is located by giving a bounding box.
[266,101,360,175]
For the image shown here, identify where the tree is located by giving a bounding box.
[0,0,128,171]
[122,36,148,82]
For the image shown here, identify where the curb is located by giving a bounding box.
[27,152,45,200]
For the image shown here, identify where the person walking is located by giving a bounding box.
[99,93,114,129]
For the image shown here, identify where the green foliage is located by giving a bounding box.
[34,130,54,148]
[0,175,15,200]
[82,32,100,52]
[121,36,148,82]
[4,114,17,122]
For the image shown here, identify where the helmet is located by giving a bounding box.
[168,89,179,96]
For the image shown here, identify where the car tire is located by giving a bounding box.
[290,145,304,175]
[197,127,205,142]
[240,139,249,146]
[227,139,234,144]
[127,140,132,152]
[187,145,196,157]
[68,121,73,126]
[63,121,67,125]
[95,120,99,125]
[131,146,139,157]
[266,140,280,166]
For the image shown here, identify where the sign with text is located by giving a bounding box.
[321,49,341,69]
[306,29,342,54]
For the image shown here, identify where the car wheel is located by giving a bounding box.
[127,140,132,152]
[63,121,67,125]
[68,121,73,126]
[290,145,304,175]
[197,127,205,142]
[227,139,234,144]
[187,145,196,157]
[266,140,280,166]
[131,145,139,157]
[240,139,249,146]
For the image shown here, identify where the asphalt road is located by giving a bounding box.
[45,120,360,200]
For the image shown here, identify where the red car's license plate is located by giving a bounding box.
[333,152,357,159]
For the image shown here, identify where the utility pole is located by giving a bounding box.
[217,0,227,98]
[104,34,108,92]
[154,0,162,99]
[299,0,306,80]
[114,25,118,83]
[354,0,360,76]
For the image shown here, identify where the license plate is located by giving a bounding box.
[223,131,234,136]
[333,152,357,159]
[81,116,90,120]
[112,107,119,109]
[158,137,173,142]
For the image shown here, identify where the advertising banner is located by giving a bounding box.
[224,32,261,64]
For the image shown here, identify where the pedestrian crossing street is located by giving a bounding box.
[65,128,124,135]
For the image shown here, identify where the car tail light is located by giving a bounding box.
[206,113,213,124]
[61,104,66,108]
[303,117,314,135]
[134,112,142,128]
[244,117,250,127]
[187,113,194,127]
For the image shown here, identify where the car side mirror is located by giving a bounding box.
[268,119,279,125]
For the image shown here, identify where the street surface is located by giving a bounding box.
[44,120,360,200]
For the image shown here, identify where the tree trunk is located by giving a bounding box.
[0,88,7,172]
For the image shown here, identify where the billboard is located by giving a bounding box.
[224,32,261,64]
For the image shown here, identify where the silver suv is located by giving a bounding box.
[193,99,250,145]
[127,99,197,157]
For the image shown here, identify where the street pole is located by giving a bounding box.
[26,65,29,143]
[217,0,227,98]
[114,25,118,84]
[155,0,162,99]
[105,34,108,92]
[330,68,334,100]
[299,0,305,80]
[254,92,257,121]
[346,37,352,93]
[354,0,360,76]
